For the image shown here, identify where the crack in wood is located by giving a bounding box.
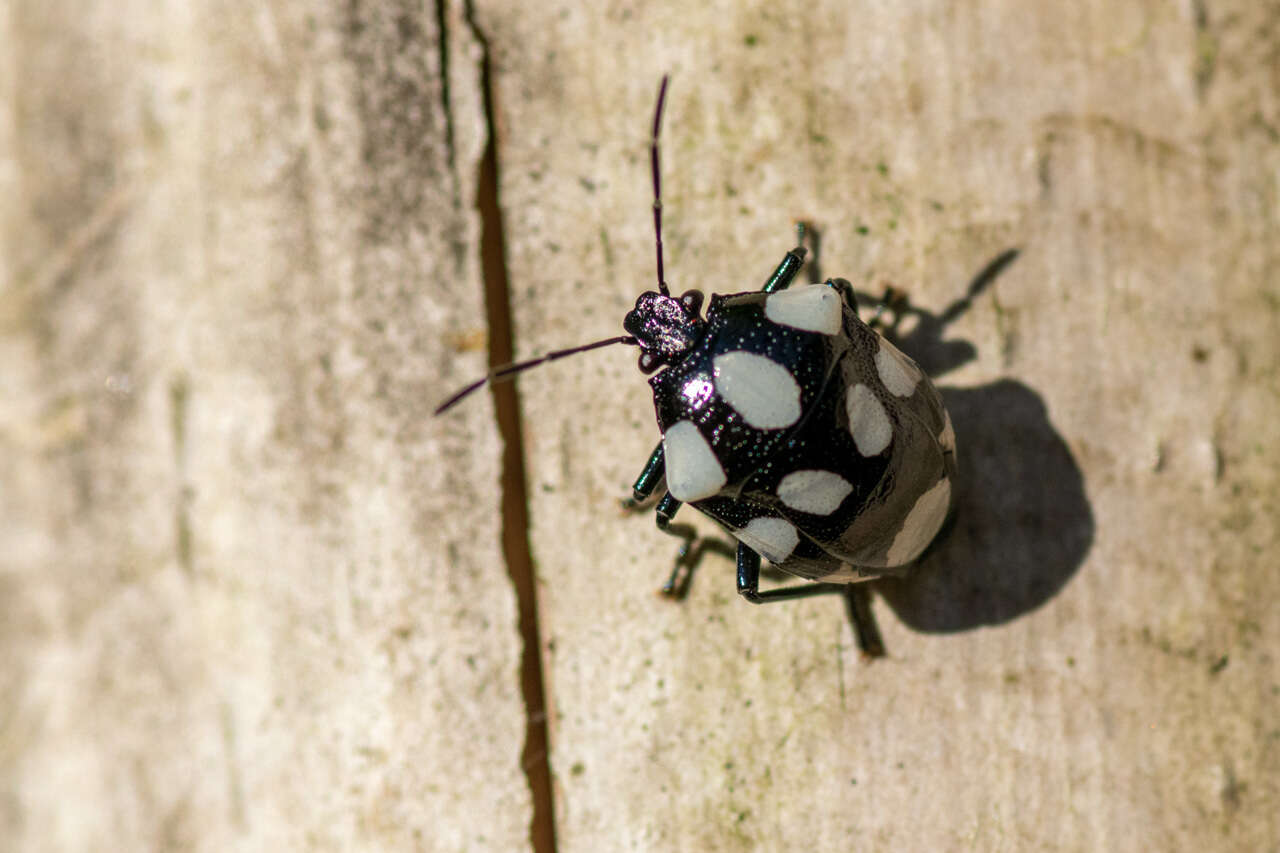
[461,4,559,851]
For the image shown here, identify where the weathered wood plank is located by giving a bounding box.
[2,1,530,849]
[489,1,1280,849]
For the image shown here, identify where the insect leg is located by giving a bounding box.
[735,543,846,603]
[625,471,734,597]
[621,445,699,595]
[625,442,666,506]
[651,493,700,597]
[737,544,886,657]
[826,277,859,310]
[761,245,808,293]
[796,221,825,283]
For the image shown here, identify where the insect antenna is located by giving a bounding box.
[438,76,670,417]
[651,74,670,296]
[434,335,638,415]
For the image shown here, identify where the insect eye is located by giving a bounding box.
[679,290,705,317]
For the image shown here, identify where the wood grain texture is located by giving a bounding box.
[2,1,529,849]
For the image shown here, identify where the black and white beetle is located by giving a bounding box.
[438,76,956,616]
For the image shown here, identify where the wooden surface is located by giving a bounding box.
[2,2,529,849]
[3,1,1278,850]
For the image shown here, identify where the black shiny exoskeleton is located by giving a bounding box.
[435,76,958,649]
[624,242,956,606]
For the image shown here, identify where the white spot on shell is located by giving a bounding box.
[845,383,892,456]
[736,517,800,564]
[713,351,802,430]
[886,478,952,565]
[662,420,726,502]
[939,410,956,452]
[875,339,921,397]
[776,469,853,515]
[764,284,842,335]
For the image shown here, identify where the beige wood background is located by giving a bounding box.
[3,1,1277,850]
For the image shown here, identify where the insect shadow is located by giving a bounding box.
[858,249,1095,633]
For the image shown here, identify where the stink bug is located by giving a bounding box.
[437,76,956,631]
